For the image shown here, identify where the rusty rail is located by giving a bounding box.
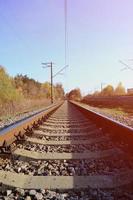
[0,102,63,147]
[70,101,133,152]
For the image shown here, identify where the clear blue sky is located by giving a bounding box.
[0,0,133,95]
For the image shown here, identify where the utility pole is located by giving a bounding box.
[101,83,103,92]
[42,62,53,104]
[50,62,53,103]
[42,62,68,104]
[101,82,106,92]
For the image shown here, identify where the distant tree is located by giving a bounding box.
[14,75,65,100]
[54,83,65,100]
[41,82,51,99]
[0,66,65,117]
[101,85,114,96]
[14,74,41,98]
[114,82,126,96]
[3,71,65,102]
[67,88,82,101]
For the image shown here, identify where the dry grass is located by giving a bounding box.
[96,107,127,116]
[0,99,51,120]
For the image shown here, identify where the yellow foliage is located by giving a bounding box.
[0,66,22,104]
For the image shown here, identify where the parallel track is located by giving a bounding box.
[0,101,133,199]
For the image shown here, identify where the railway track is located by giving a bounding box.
[0,101,133,199]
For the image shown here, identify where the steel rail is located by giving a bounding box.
[0,102,63,146]
[70,101,133,151]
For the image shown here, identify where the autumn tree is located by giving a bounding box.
[67,88,82,101]
[54,83,65,100]
[101,85,114,96]
[14,74,65,100]
[41,82,51,99]
[0,67,65,117]
[14,74,42,98]
[114,82,126,96]
[0,66,21,104]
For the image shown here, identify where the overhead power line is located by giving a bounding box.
[64,0,68,66]
[53,65,68,78]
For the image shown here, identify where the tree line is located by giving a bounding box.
[66,82,132,102]
[0,65,131,108]
[0,66,64,107]
[92,82,126,96]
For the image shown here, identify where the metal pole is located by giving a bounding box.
[51,62,53,103]
[101,83,103,92]
[101,82,106,92]
[42,62,68,104]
